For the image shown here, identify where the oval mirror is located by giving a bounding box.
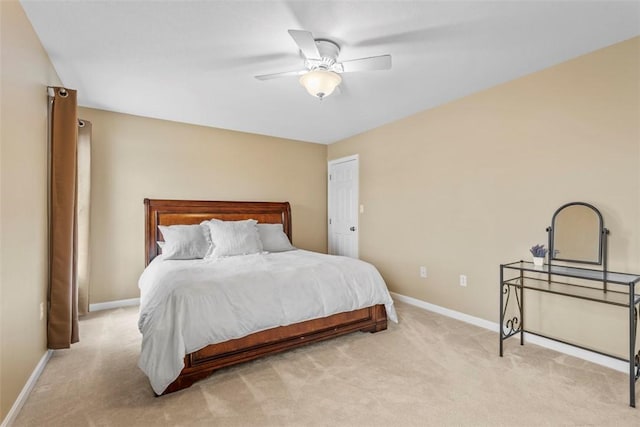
[550,202,603,264]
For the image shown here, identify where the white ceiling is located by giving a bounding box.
[21,1,640,144]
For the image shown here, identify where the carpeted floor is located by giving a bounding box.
[14,301,640,426]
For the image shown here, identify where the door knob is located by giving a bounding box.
[350,226,356,231]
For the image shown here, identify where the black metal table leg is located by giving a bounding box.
[499,265,504,357]
[520,269,524,346]
[630,282,636,408]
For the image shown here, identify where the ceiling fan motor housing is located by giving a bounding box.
[315,39,340,59]
[306,39,340,70]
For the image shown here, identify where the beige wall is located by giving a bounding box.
[329,37,640,357]
[0,0,62,420]
[77,108,328,304]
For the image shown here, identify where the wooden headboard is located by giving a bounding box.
[144,199,292,265]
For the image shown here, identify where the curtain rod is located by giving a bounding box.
[47,86,68,97]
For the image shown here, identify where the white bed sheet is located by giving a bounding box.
[138,249,397,394]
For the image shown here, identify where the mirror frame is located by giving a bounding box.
[547,201,606,266]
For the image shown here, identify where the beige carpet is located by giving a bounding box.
[14,301,640,426]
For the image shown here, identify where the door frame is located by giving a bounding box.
[327,154,359,257]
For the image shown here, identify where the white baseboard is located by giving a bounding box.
[391,292,499,332]
[390,292,629,374]
[89,297,139,312]
[1,350,52,427]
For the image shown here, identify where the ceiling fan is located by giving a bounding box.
[255,30,392,100]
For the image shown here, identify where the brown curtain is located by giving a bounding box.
[76,120,91,316]
[48,87,79,349]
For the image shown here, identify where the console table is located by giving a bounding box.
[499,260,640,407]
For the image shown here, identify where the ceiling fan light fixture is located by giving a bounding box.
[299,69,342,100]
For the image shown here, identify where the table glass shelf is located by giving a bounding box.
[503,261,640,285]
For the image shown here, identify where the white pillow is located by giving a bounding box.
[206,219,263,258]
[158,223,211,260]
[257,223,295,252]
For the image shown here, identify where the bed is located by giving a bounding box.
[140,198,396,395]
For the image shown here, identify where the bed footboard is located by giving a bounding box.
[160,304,388,395]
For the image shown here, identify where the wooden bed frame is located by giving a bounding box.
[144,198,388,394]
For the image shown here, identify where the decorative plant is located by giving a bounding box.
[530,244,548,258]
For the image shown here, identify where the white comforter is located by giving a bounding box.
[138,249,397,394]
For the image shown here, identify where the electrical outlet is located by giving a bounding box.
[420,266,427,278]
[39,302,44,320]
[459,275,467,287]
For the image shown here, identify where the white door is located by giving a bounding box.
[328,155,359,258]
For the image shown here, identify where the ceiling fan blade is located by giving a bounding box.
[355,27,447,48]
[340,55,392,73]
[202,52,298,69]
[353,21,487,51]
[255,69,307,81]
[288,29,321,60]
